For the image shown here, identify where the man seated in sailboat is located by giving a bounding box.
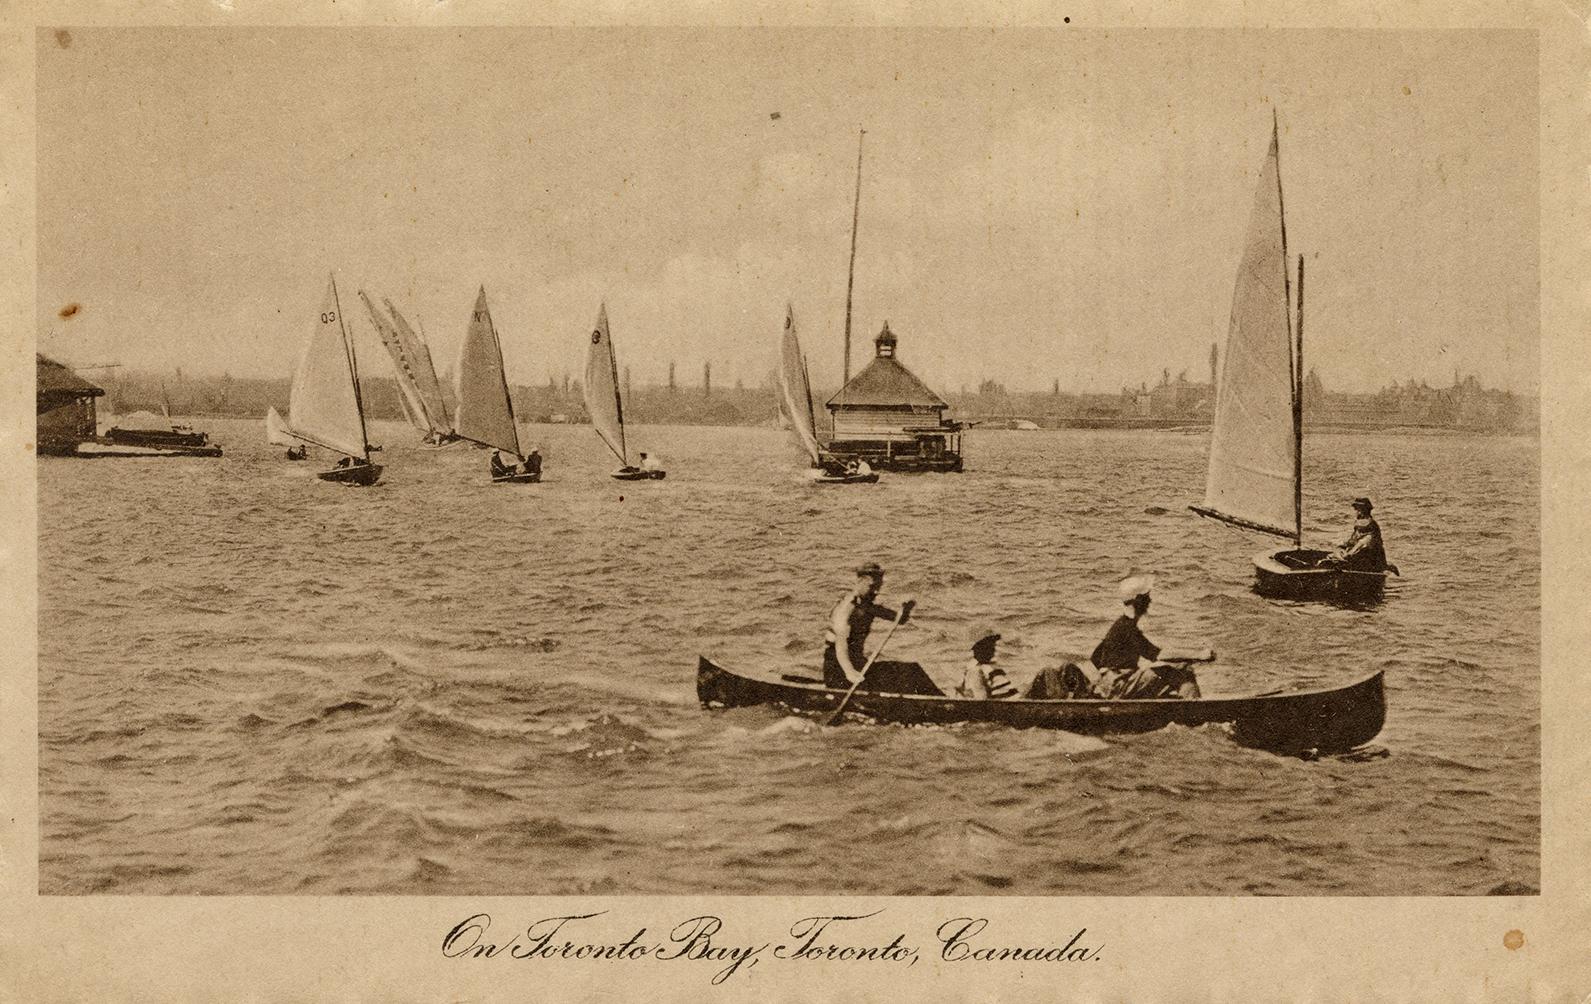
[1319,497,1391,573]
[522,449,542,477]
[490,450,514,478]
[1089,576,1213,700]
[823,562,939,696]
[286,444,306,460]
[639,451,662,473]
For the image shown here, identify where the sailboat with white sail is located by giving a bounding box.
[584,303,664,481]
[360,292,459,447]
[1190,117,1389,602]
[778,304,878,484]
[277,274,382,485]
[454,287,539,483]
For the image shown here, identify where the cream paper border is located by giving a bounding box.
[2,1,1585,1000]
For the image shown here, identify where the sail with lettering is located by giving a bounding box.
[386,300,452,436]
[452,286,522,457]
[360,291,433,437]
[1193,122,1301,543]
[777,304,822,467]
[287,275,370,459]
[583,302,627,466]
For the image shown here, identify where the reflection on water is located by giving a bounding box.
[38,419,1538,895]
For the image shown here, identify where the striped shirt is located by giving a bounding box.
[962,658,1018,700]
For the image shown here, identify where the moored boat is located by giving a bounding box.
[697,656,1386,756]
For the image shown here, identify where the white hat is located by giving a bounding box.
[1118,575,1155,602]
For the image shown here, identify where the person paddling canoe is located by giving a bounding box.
[1320,497,1391,573]
[821,562,940,695]
[1090,575,1212,700]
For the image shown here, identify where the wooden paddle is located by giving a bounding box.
[825,607,908,726]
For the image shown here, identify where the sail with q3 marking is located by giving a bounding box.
[583,302,627,467]
[1197,124,1300,542]
[777,304,822,466]
[452,287,522,457]
[288,275,369,459]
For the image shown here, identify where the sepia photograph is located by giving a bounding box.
[9,4,1585,998]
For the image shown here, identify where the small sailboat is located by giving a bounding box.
[453,287,539,484]
[281,274,382,485]
[264,406,305,459]
[1190,117,1386,603]
[779,305,878,484]
[584,303,664,481]
[360,292,459,447]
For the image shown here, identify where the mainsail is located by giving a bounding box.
[583,303,627,466]
[1197,124,1299,542]
[452,287,522,457]
[386,301,451,434]
[360,291,433,437]
[288,275,369,459]
[777,305,822,466]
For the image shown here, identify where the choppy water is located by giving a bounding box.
[38,419,1538,895]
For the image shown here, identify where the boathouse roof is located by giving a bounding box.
[825,322,949,411]
[37,354,104,404]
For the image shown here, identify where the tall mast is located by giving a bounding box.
[842,127,866,391]
[1294,255,1305,547]
[484,288,522,459]
[331,275,370,459]
[1272,109,1299,545]
[609,322,626,465]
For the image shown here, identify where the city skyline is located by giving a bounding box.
[38,28,1539,395]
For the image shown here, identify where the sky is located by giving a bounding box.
[36,27,1539,395]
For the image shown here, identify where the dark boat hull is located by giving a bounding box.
[612,469,666,481]
[492,471,541,484]
[1253,549,1386,603]
[106,427,210,449]
[814,471,880,484]
[318,462,383,485]
[697,657,1385,756]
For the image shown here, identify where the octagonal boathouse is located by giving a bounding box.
[823,322,968,472]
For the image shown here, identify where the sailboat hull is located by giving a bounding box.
[492,471,541,484]
[813,470,879,484]
[611,469,665,481]
[1253,549,1386,604]
[318,462,383,486]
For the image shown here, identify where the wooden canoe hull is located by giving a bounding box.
[317,462,383,486]
[697,656,1385,756]
[1253,549,1386,603]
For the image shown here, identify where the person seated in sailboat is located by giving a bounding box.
[336,455,352,469]
[522,449,542,477]
[1089,576,1212,700]
[639,451,662,473]
[490,450,514,478]
[823,562,938,695]
[956,626,1080,700]
[286,444,306,460]
[1320,497,1391,573]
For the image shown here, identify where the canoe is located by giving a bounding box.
[105,426,212,449]
[318,462,382,486]
[1253,548,1387,604]
[612,468,666,481]
[697,656,1385,756]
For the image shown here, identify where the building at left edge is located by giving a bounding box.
[37,354,105,456]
